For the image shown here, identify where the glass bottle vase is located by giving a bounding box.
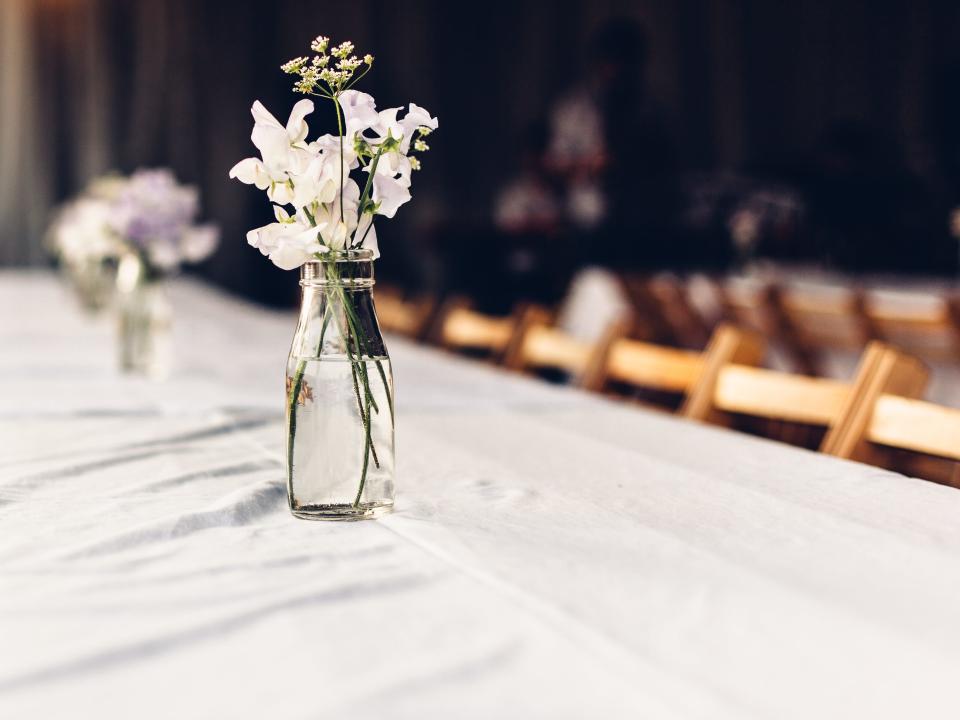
[115,253,172,378]
[286,251,395,520]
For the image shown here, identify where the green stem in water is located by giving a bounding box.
[340,289,393,421]
[354,390,373,507]
[286,301,332,490]
[342,306,380,469]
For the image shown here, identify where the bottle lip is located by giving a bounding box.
[300,251,376,285]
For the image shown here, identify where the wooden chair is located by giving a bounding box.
[581,323,765,411]
[718,277,780,339]
[617,275,680,345]
[861,290,960,364]
[774,283,872,374]
[374,287,437,339]
[718,277,820,376]
[431,297,524,361]
[681,341,930,452]
[502,306,598,380]
[820,344,958,485]
[641,273,714,349]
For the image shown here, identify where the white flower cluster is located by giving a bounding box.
[283,35,373,95]
[49,196,123,266]
[48,169,219,274]
[230,90,438,270]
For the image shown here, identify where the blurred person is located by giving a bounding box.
[493,121,562,236]
[547,18,679,269]
[490,122,571,307]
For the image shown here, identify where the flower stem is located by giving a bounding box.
[286,302,331,492]
[333,96,345,224]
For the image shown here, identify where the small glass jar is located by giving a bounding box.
[286,250,395,520]
[115,253,172,378]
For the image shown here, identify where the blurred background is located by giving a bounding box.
[3,0,960,308]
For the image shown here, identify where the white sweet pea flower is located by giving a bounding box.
[355,212,379,258]
[376,150,412,186]
[313,178,362,249]
[399,102,438,153]
[371,170,411,218]
[246,205,326,270]
[365,148,412,219]
[229,99,316,204]
[370,107,403,148]
[290,153,340,210]
[368,103,439,154]
[338,90,380,136]
[311,133,359,172]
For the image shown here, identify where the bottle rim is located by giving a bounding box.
[300,251,376,286]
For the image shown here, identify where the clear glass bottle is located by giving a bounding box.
[286,250,395,520]
[115,252,172,378]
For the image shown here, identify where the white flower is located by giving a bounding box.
[311,133,359,172]
[371,170,411,218]
[370,106,403,148]
[399,103,438,153]
[355,212,379,258]
[290,153,340,210]
[181,224,220,262]
[50,197,122,263]
[313,178,362,249]
[246,206,326,270]
[368,102,437,156]
[229,100,315,204]
[366,146,413,219]
[338,90,380,136]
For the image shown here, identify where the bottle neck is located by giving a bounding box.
[300,253,375,289]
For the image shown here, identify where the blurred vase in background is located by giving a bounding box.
[116,252,172,379]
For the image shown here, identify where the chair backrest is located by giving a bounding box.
[375,288,436,339]
[502,306,598,379]
[683,341,929,452]
[853,395,960,462]
[720,278,780,338]
[618,274,685,345]
[818,343,960,484]
[644,273,713,348]
[862,290,960,363]
[776,283,871,353]
[582,323,765,402]
[431,297,522,359]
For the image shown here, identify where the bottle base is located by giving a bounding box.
[290,501,393,521]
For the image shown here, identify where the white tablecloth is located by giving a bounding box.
[3,272,960,719]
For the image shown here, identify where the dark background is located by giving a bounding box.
[4,0,960,305]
